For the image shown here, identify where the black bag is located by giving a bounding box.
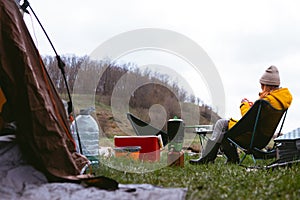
[275,129,300,163]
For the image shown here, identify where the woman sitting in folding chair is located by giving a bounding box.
[190,66,293,165]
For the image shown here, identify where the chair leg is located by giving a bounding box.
[239,153,247,165]
[238,152,258,166]
[251,154,257,165]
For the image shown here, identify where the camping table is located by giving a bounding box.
[185,125,213,151]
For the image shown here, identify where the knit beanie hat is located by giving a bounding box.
[259,65,280,86]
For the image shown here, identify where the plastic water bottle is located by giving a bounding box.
[71,107,99,160]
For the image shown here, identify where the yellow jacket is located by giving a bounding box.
[228,88,293,129]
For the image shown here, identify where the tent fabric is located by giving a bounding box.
[0,87,6,112]
[0,0,89,179]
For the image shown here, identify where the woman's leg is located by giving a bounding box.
[210,118,229,143]
[189,119,229,164]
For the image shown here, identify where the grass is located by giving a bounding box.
[94,153,300,200]
[72,96,300,199]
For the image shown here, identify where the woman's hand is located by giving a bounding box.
[241,98,253,106]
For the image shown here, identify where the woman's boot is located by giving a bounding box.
[189,139,220,164]
[221,140,240,164]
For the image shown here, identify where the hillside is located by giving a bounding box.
[94,97,220,138]
[44,55,221,141]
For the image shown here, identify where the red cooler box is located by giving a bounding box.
[114,136,162,161]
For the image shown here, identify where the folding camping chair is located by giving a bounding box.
[126,113,169,146]
[224,99,288,165]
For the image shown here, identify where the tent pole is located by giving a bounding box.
[20,0,83,154]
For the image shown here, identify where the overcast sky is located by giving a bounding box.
[23,0,300,133]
